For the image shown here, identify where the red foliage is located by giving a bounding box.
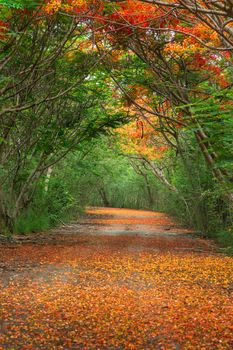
[0,20,9,40]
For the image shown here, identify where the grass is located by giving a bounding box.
[13,208,52,234]
[213,228,233,255]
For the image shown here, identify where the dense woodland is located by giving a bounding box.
[0,0,233,248]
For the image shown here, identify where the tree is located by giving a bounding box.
[0,2,127,231]
[91,1,232,202]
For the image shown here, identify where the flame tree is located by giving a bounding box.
[0,1,232,234]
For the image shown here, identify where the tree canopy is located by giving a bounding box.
[0,0,232,242]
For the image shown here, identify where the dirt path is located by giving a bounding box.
[0,207,233,350]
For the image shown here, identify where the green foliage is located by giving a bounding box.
[212,228,233,254]
[12,136,159,235]
[13,171,84,234]
[14,208,51,234]
[0,0,42,9]
[0,10,129,232]
[11,131,232,247]
[66,138,158,210]
[0,1,232,254]
[145,133,233,250]
[189,89,233,180]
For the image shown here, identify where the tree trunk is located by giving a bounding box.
[45,166,53,193]
[98,188,110,207]
[0,205,14,234]
[144,174,155,207]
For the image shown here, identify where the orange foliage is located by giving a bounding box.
[43,0,161,25]
[4,1,230,89]
[117,117,168,160]
[114,85,169,160]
